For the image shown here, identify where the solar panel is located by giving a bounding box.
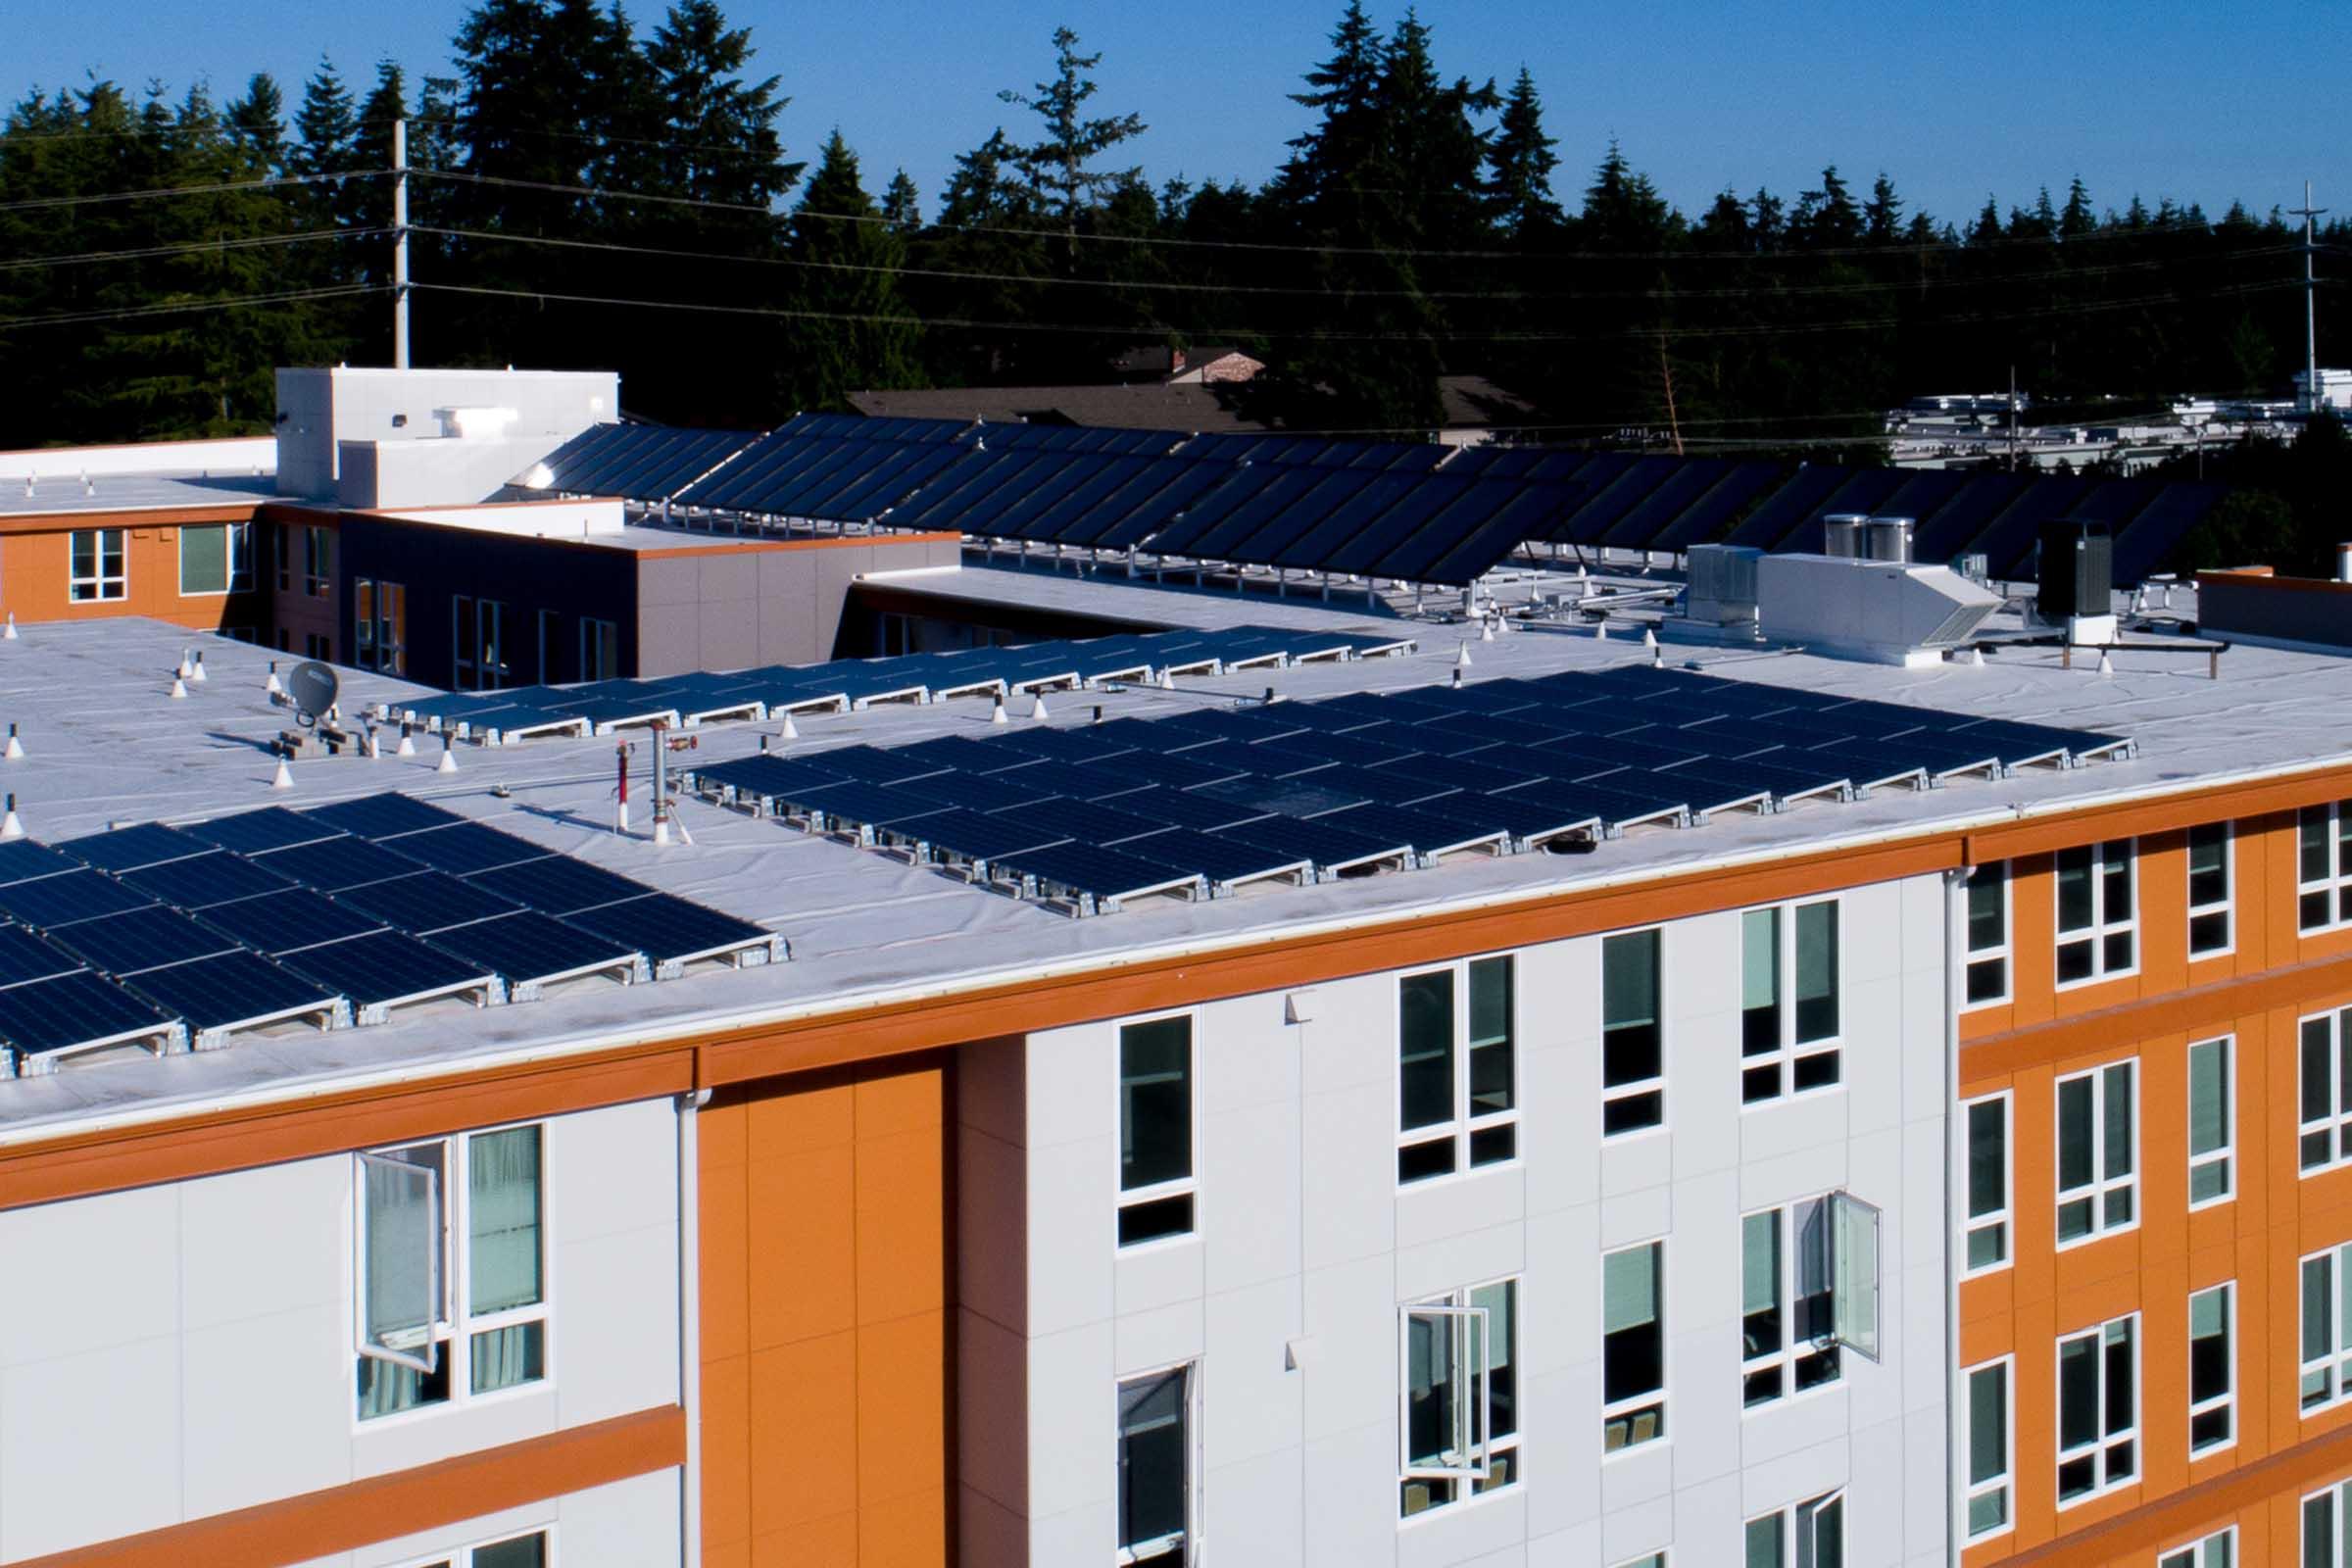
[1211,813,1408,874]
[990,842,1203,906]
[0,868,155,929]
[253,835,426,893]
[886,808,1071,865]
[0,840,83,886]
[118,850,298,910]
[57,821,213,873]
[558,893,773,969]
[466,856,652,916]
[1106,827,1311,889]
[198,887,386,956]
[0,924,83,989]
[303,792,469,841]
[335,871,525,934]
[51,905,241,975]
[122,950,341,1033]
[0,969,176,1059]
[423,909,640,992]
[375,822,551,876]
[276,929,496,1010]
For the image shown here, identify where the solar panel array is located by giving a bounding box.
[686,664,2132,917]
[381,625,1416,744]
[0,794,781,1076]
[530,415,2228,588]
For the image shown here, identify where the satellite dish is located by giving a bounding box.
[286,661,339,728]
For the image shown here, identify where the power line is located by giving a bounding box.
[0,169,384,215]
[0,227,388,272]
[0,283,386,333]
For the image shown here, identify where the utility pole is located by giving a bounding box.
[2290,180,2327,414]
[392,117,410,370]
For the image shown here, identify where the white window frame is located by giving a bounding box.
[1963,1355,2013,1542]
[1115,1359,1200,1565]
[1963,861,2012,1007]
[2055,1312,2139,1508]
[1964,1092,2012,1276]
[387,1526,556,1568]
[303,523,331,599]
[2187,1281,2235,1456]
[2157,1526,2235,1568]
[2299,802,2352,934]
[1744,1491,1845,1568]
[1396,955,1518,1185]
[1739,898,1842,1105]
[1601,1240,1667,1456]
[1600,926,1665,1138]
[1117,1009,1197,1250]
[2304,1244,2352,1416]
[2055,1058,2137,1249]
[2185,821,2234,957]
[68,526,126,602]
[2301,1007,2352,1176]
[1741,1198,1842,1409]
[2187,1036,2234,1208]
[2054,839,2138,988]
[1610,1556,1668,1568]
[1398,1277,1519,1521]
[2308,1481,2352,1568]
[174,521,251,597]
[353,1122,552,1426]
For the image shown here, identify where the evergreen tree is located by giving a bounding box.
[784,129,920,409]
[2059,176,2096,238]
[1862,172,1902,245]
[881,169,921,230]
[223,74,286,172]
[1486,68,1560,238]
[999,26,1147,241]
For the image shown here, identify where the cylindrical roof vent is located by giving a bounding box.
[1822,514,1868,559]
[1864,515,1915,564]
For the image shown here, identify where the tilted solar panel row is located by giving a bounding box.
[529,423,763,503]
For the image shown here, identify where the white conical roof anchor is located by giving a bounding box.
[0,795,22,840]
[395,726,416,758]
[1030,691,1051,720]
[170,676,188,700]
[3,612,17,641]
[1479,617,1495,643]
[990,697,1008,726]
[175,650,192,680]
[189,651,207,682]
[270,757,294,790]
[2096,650,2114,678]
[436,738,459,773]
[3,724,21,761]
[1594,619,1608,641]
[779,712,800,740]
[1969,647,1985,667]
[1455,642,1473,670]
[264,661,283,697]
[1156,667,1174,690]
[1642,626,1658,649]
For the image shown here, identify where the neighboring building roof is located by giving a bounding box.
[850,382,1268,433]
[0,568,2347,1141]
[0,471,276,520]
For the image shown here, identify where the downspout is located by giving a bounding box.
[1942,867,1965,1567]
[679,1087,710,1567]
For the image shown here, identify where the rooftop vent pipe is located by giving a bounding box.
[2337,543,2352,583]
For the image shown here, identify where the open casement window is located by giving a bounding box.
[2157,1528,2233,1568]
[1397,956,1517,1183]
[2298,803,2352,933]
[2054,840,2136,986]
[1118,1014,1195,1248]
[2299,1008,2352,1175]
[1965,1358,2012,1539]
[1744,1492,1843,1568]
[1963,862,2011,1005]
[1116,1365,1192,1563]
[1830,1191,1881,1361]
[1740,901,1840,1103]
[398,1529,550,1568]
[2055,1059,2137,1246]
[1600,929,1664,1136]
[2188,1282,2234,1454]
[2186,822,2233,956]
[2055,1314,2138,1505]
[1399,1280,1516,1516]
[1741,1192,1880,1407]
[1964,1094,2011,1273]
[1602,1242,1665,1452]
[359,1147,443,1374]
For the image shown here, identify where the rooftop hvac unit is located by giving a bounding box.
[1753,553,2002,666]
[1686,543,1762,625]
[1862,516,1914,564]
[1822,514,1869,559]
[2036,518,2113,620]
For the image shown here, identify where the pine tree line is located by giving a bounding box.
[0,0,2341,445]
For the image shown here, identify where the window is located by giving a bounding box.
[1602,1241,1665,1452]
[1399,1279,1518,1517]
[356,1124,548,1420]
[2055,840,2136,984]
[1118,1014,1193,1247]
[275,520,292,593]
[1397,956,1516,1182]
[2056,1059,2136,1246]
[305,631,329,662]
[1965,1357,2012,1540]
[2300,1008,2352,1174]
[1965,1094,2011,1272]
[1741,1200,1840,1405]
[2303,1245,2352,1413]
[2157,1528,2233,1568]
[2187,823,2233,956]
[1964,862,2011,1005]
[1612,1557,1667,1568]
[2188,1037,2233,1205]
[68,527,125,601]
[477,599,510,690]
[537,609,560,685]
[1117,1365,1193,1562]
[2189,1283,2234,1454]
[1744,1493,1843,1568]
[2056,1313,2138,1504]
[455,594,476,688]
[303,524,331,598]
[398,1531,551,1568]
[356,578,408,674]
[1601,928,1663,1135]
[1740,900,1840,1102]
[178,522,251,595]
[2309,1482,2352,1567]
[2300,803,2352,933]
[580,617,619,682]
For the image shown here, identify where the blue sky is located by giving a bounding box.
[14,0,2345,228]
